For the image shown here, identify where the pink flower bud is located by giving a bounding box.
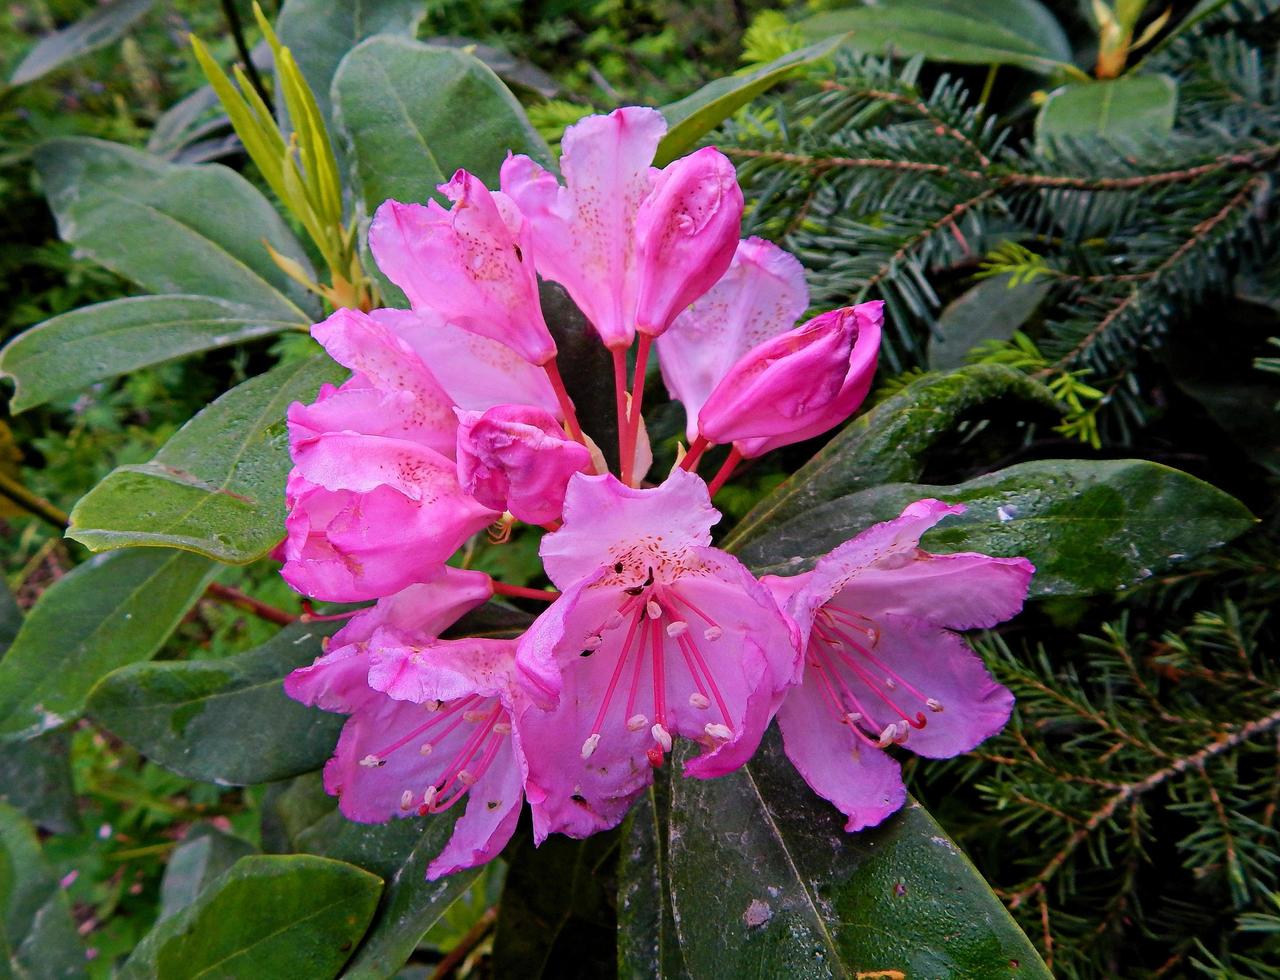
[455,405,592,525]
[697,303,881,453]
[369,170,556,365]
[633,147,743,337]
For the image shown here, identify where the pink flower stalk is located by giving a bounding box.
[285,569,531,879]
[632,146,743,337]
[656,237,810,442]
[455,405,592,525]
[514,469,798,840]
[697,301,883,458]
[763,500,1034,831]
[370,170,556,365]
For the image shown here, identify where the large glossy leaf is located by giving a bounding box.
[928,275,1052,371]
[739,459,1256,597]
[724,364,1059,552]
[655,37,844,166]
[801,0,1073,75]
[68,356,344,564]
[158,825,257,921]
[121,854,382,979]
[333,36,553,211]
[0,295,302,413]
[35,137,318,320]
[0,548,215,742]
[491,830,619,978]
[1036,75,1178,147]
[0,804,87,979]
[296,810,481,977]
[618,784,689,980]
[664,731,1047,978]
[87,621,343,786]
[277,0,425,127]
[8,0,154,86]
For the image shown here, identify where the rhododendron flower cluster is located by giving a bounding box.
[280,106,1033,879]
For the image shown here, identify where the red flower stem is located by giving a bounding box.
[300,600,364,622]
[623,333,653,486]
[205,582,296,626]
[706,447,743,497]
[612,345,632,478]
[491,581,560,602]
[680,435,711,472]
[543,358,588,449]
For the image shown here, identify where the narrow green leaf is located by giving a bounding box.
[158,825,257,921]
[1035,74,1178,147]
[8,0,154,86]
[665,731,1048,977]
[121,854,382,979]
[333,36,553,211]
[738,459,1257,598]
[0,295,302,413]
[0,803,87,979]
[35,137,318,319]
[654,36,844,166]
[68,356,344,564]
[724,365,1059,552]
[88,621,343,785]
[0,548,215,742]
[276,0,426,127]
[928,275,1052,371]
[296,811,481,978]
[800,0,1074,75]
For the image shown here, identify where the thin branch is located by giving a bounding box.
[0,470,71,529]
[430,906,497,979]
[204,582,296,626]
[863,187,998,292]
[220,0,272,112]
[819,81,993,166]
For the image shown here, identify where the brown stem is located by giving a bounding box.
[430,905,497,980]
[820,81,993,167]
[204,582,296,626]
[0,470,71,529]
[864,188,999,292]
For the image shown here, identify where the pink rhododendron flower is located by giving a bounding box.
[657,237,809,442]
[369,170,556,365]
[285,569,531,879]
[763,500,1034,831]
[697,301,882,457]
[514,469,798,840]
[455,404,592,525]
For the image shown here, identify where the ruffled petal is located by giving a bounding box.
[426,736,524,879]
[369,636,521,705]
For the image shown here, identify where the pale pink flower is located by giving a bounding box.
[455,405,592,525]
[514,469,798,840]
[763,500,1033,831]
[285,569,530,879]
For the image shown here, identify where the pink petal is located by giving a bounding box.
[633,147,743,337]
[426,736,524,879]
[501,107,668,348]
[283,642,375,714]
[369,636,522,705]
[455,405,591,525]
[776,674,906,832]
[657,238,808,441]
[291,432,468,501]
[368,173,556,364]
[538,469,719,590]
[373,308,560,417]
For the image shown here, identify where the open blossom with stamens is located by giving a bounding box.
[762,500,1034,831]
[285,569,532,879]
[514,469,798,839]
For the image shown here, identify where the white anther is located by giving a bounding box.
[627,713,649,732]
[424,699,441,712]
[400,790,414,810]
[458,769,478,786]
[463,709,486,723]
[704,723,733,741]
[877,725,897,748]
[884,677,897,690]
[422,786,438,808]
[583,634,604,651]
[581,733,601,760]
[651,723,673,752]
[688,692,711,709]
[604,611,624,630]
[666,620,689,637]
[704,626,723,641]
[419,742,433,756]
[894,720,910,743]
[493,722,513,736]
[646,600,662,620]
[359,754,384,768]
[926,698,944,713]
[844,711,862,725]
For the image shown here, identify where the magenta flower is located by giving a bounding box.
[656,236,809,443]
[763,500,1034,832]
[455,404,593,525]
[513,469,798,840]
[285,569,531,879]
